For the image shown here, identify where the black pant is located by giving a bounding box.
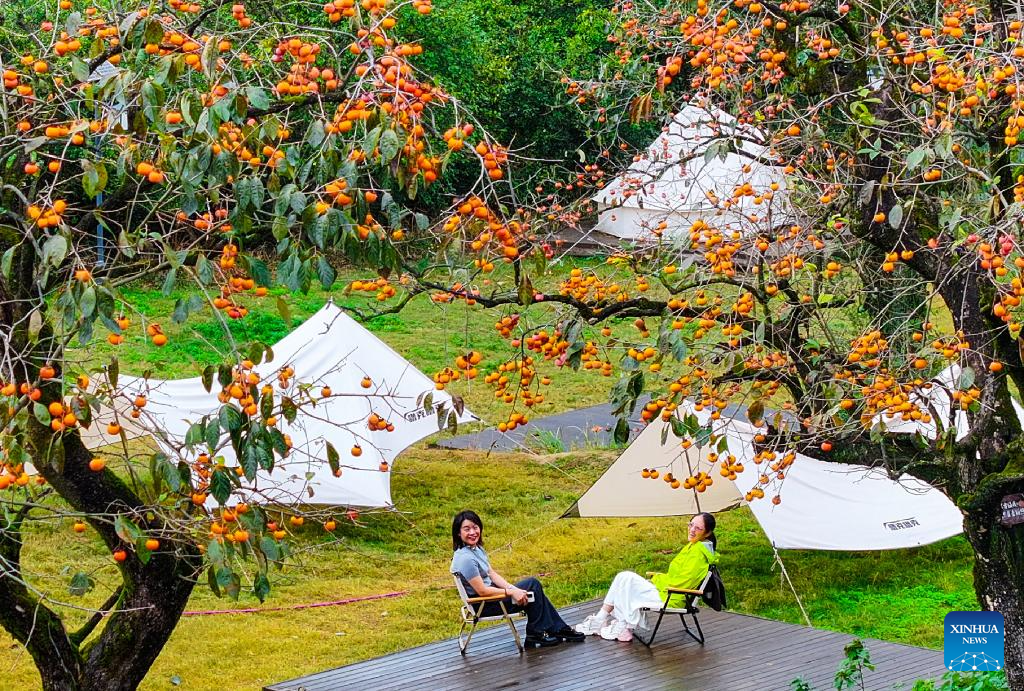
[480,576,568,636]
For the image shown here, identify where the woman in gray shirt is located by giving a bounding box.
[451,509,584,648]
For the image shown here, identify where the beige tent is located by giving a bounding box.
[564,439,742,517]
[564,407,965,551]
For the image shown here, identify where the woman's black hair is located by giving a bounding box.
[452,510,484,551]
[696,512,717,551]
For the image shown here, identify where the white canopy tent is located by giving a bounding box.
[592,105,793,242]
[565,401,965,551]
[79,301,477,508]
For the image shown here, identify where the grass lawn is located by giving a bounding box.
[0,265,977,689]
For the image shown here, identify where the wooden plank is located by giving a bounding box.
[267,602,945,691]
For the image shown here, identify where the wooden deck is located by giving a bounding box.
[265,599,945,691]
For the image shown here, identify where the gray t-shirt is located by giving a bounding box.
[451,545,492,597]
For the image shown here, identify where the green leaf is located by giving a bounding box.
[69,571,95,597]
[218,405,242,434]
[317,256,336,289]
[171,298,189,325]
[246,87,270,111]
[260,535,281,562]
[114,515,142,543]
[958,366,976,390]
[141,81,165,122]
[158,454,183,491]
[81,160,108,198]
[210,468,232,504]
[241,444,259,481]
[201,36,218,81]
[243,255,271,287]
[276,296,292,326]
[1,244,15,279]
[135,537,152,565]
[201,366,216,393]
[79,285,97,318]
[207,565,221,597]
[281,397,298,424]
[613,417,630,444]
[65,10,83,36]
[222,568,241,601]
[517,273,534,306]
[205,417,221,453]
[379,129,401,162]
[255,442,273,472]
[305,120,326,148]
[858,180,876,207]
[326,441,340,476]
[142,18,164,44]
[669,415,686,438]
[207,538,225,565]
[161,268,177,297]
[218,364,233,388]
[42,234,69,268]
[906,147,929,170]
[33,402,50,426]
[888,204,904,230]
[253,573,271,602]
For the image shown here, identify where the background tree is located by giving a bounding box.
[0,0,523,687]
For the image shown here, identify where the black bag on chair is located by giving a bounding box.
[701,565,727,612]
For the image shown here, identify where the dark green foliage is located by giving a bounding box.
[400,0,614,206]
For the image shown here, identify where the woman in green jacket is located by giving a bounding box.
[574,512,719,642]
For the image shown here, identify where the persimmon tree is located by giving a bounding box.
[0,0,528,687]
[501,0,1024,685]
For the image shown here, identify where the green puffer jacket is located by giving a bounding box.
[650,540,719,608]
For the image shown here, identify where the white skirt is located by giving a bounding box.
[603,571,664,627]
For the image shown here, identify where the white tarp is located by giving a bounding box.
[79,302,477,508]
[592,105,793,241]
[874,363,1024,441]
[566,402,965,551]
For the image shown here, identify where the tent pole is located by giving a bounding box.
[772,546,811,627]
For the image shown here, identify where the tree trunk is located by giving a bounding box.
[964,510,1024,690]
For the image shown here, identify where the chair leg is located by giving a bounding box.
[499,601,524,653]
[679,611,705,645]
[690,611,705,645]
[636,609,666,648]
[459,618,479,655]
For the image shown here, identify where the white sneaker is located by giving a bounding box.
[599,618,629,641]
[574,614,607,636]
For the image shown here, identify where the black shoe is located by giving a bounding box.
[524,632,562,648]
[551,626,585,642]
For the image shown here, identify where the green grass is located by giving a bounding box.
[67,261,638,425]
[0,266,979,689]
[0,448,974,690]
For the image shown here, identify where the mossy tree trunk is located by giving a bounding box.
[0,238,203,691]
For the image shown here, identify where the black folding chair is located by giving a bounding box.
[634,567,717,647]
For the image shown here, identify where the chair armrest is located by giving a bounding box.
[666,587,703,595]
[465,594,508,603]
